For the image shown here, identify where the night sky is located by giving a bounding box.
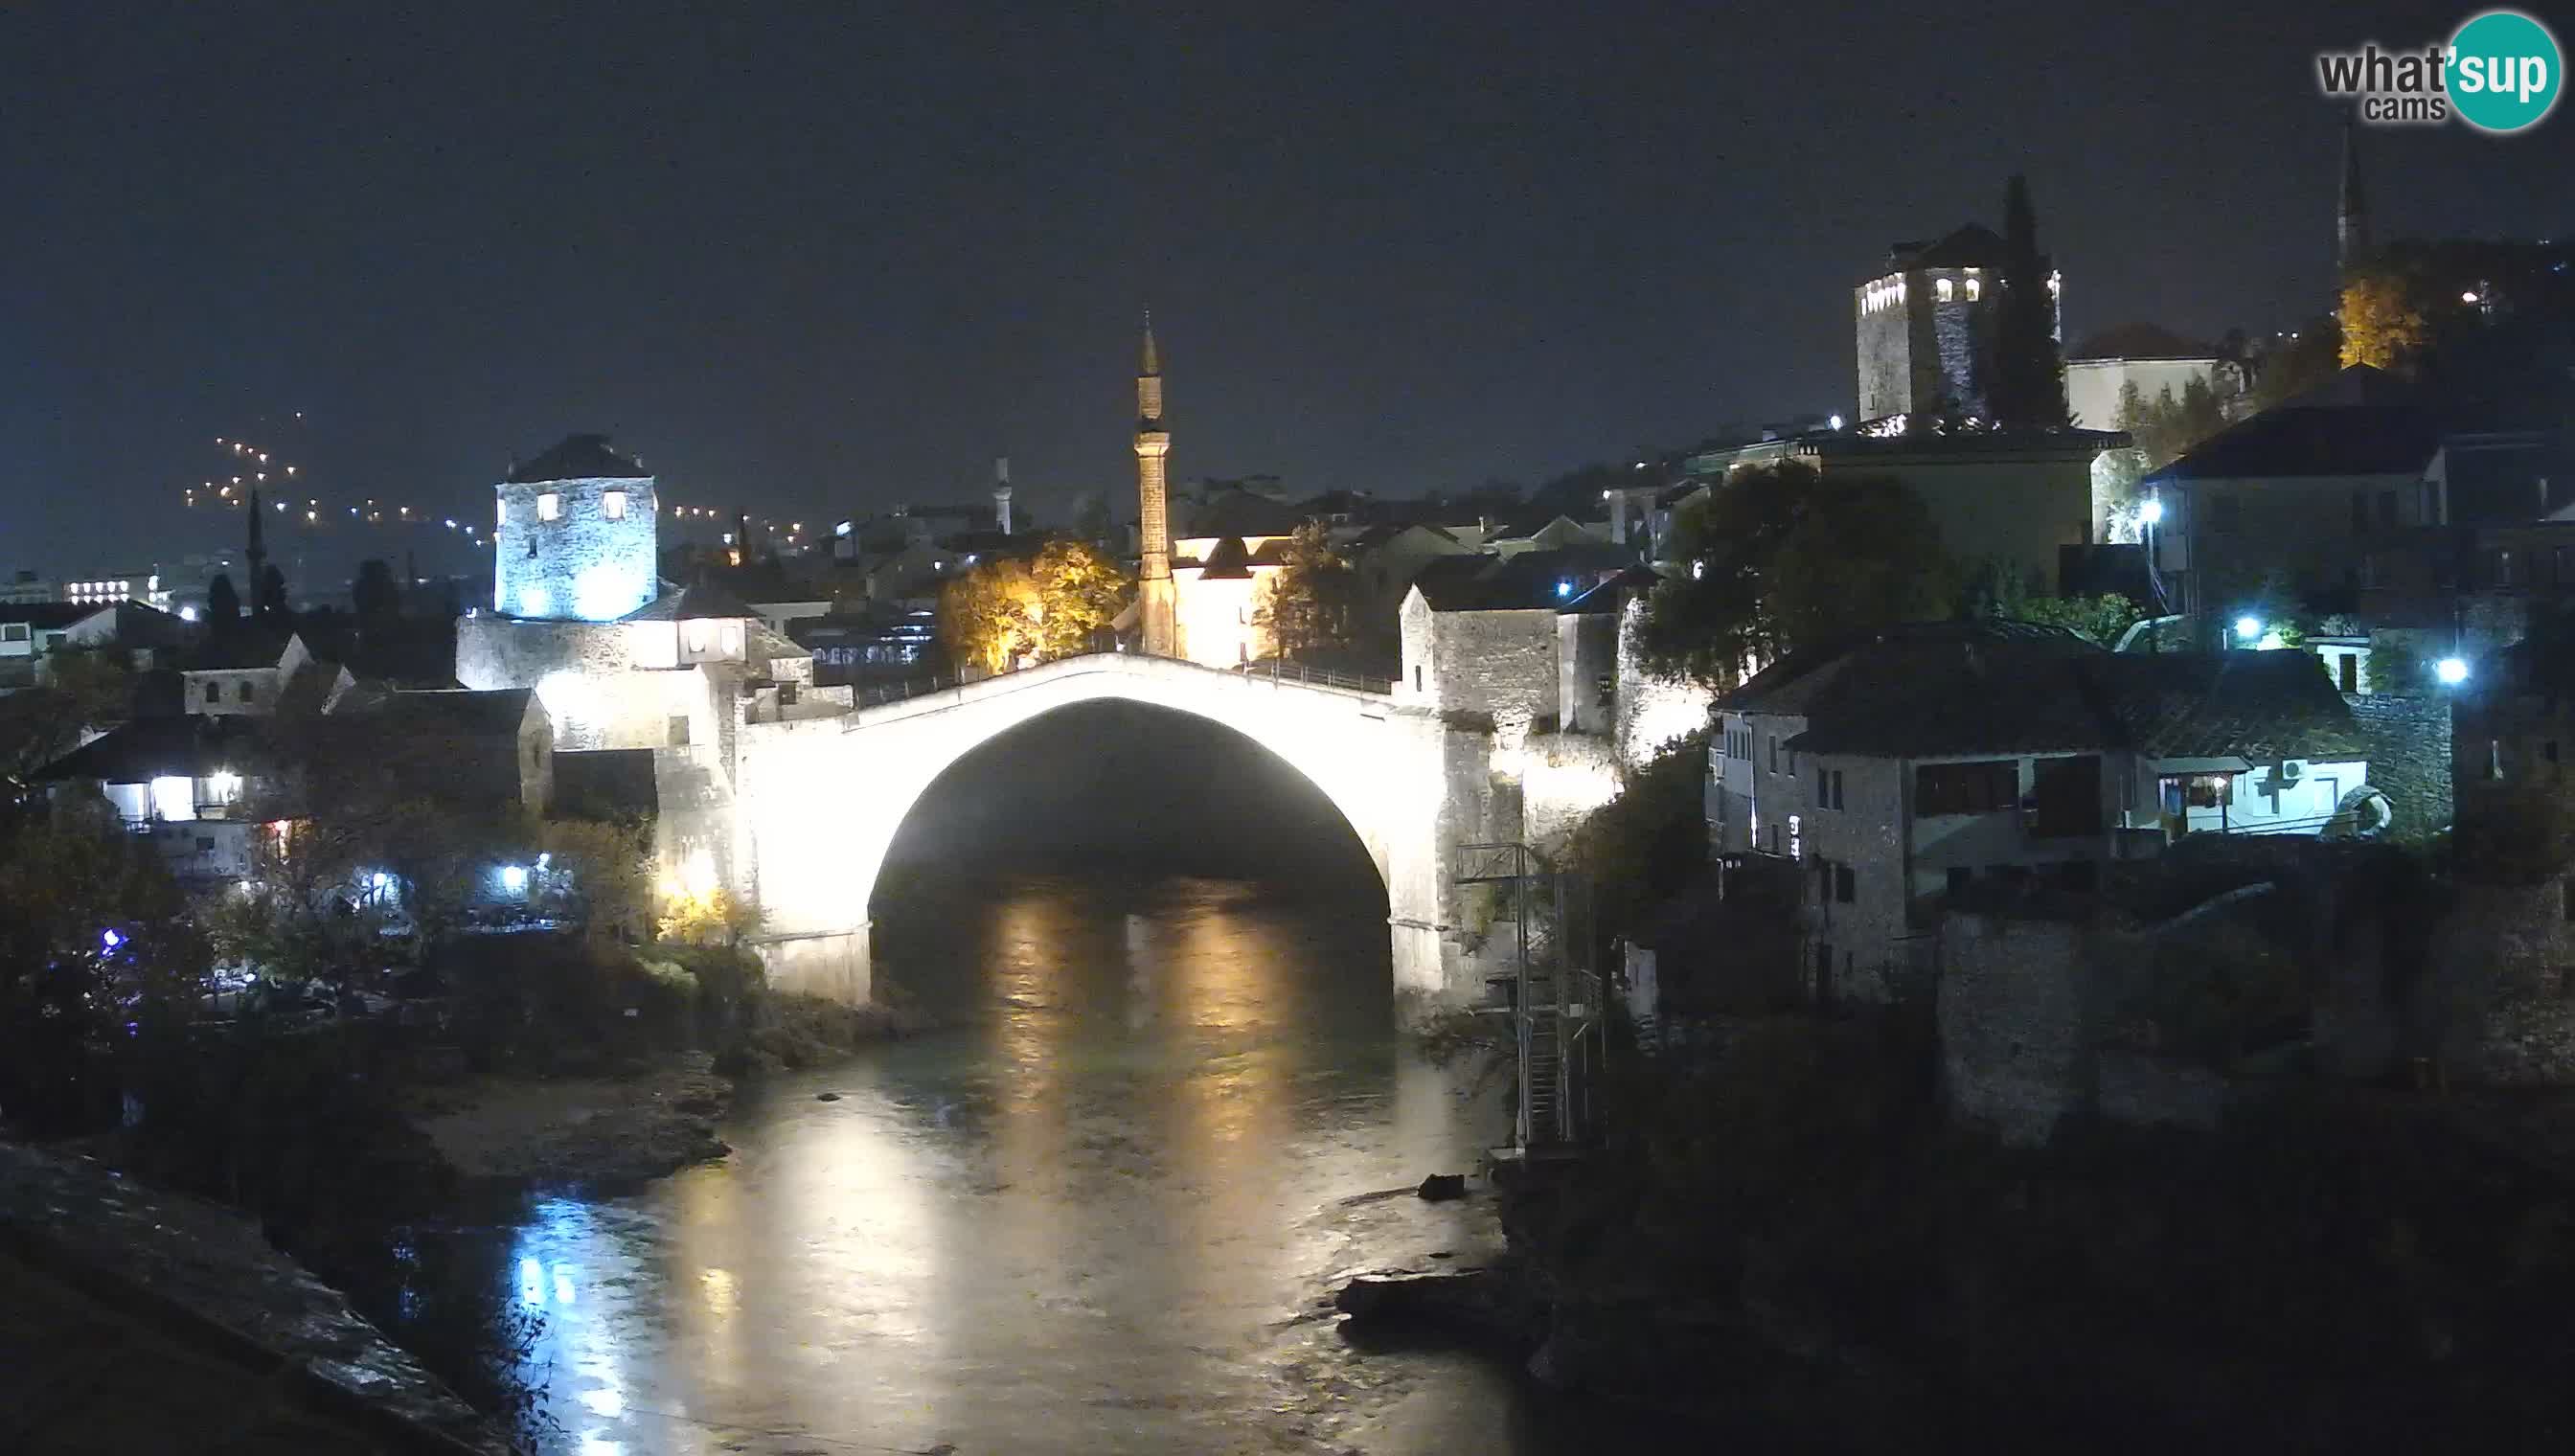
[5,0,2569,573]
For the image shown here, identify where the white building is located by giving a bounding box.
[2063,323,2237,432]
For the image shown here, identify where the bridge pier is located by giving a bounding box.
[754,922,873,1005]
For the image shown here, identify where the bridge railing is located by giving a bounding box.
[1229,659,1395,694]
[846,648,1393,707]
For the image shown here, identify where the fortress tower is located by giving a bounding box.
[491,433,659,622]
[1133,316,1177,657]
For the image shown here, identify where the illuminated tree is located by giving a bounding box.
[937,558,1041,673]
[2115,376,2227,470]
[1252,521,1356,661]
[1028,538,1131,660]
[2339,269,2427,370]
[657,884,763,945]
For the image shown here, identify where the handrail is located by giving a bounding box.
[850,648,1394,706]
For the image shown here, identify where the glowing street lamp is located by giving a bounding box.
[2139,497,2165,526]
[2234,616,2263,643]
[2436,656,2470,686]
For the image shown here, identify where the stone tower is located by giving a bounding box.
[1133,315,1177,656]
[992,456,1014,536]
[491,433,659,622]
[2336,121,2370,273]
[1854,224,2059,423]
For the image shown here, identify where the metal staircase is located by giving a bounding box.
[1456,842,1601,1152]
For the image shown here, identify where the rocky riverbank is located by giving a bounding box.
[405,1051,735,1189]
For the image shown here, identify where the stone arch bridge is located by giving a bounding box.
[729,652,1610,1021]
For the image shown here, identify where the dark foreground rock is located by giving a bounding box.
[0,1140,514,1455]
[407,1050,733,1189]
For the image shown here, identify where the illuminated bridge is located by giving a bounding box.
[731,650,1596,1022]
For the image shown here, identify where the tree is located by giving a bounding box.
[1252,521,1357,661]
[1988,173,2069,429]
[205,572,241,631]
[937,558,1040,673]
[2339,268,2428,371]
[657,885,763,945]
[537,815,655,944]
[255,564,290,627]
[2116,376,2228,470]
[1638,462,1955,688]
[1968,563,2146,647]
[1070,492,1115,545]
[2252,317,2344,411]
[352,558,399,631]
[0,801,203,1131]
[1027,538,1131,660]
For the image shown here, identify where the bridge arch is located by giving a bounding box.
[732,654,1470,1018]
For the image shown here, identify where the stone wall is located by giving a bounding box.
[2429,880,2575,1086]
[1426,607,1560,743]
[1558,613,1617,735]
[1613,599,1713,767]
[1520,730,1624,856]
[493,474,658,621]
[1937,912,2098,1147]
[2343,692,2451,835]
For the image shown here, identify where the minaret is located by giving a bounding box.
[1133,313,1177,656]
[2336,121,2370,273]
[992,456,1014,536]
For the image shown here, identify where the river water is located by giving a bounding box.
[480,870,1675,1455]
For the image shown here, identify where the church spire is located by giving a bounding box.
[245,484,267,588]
[2337,120,2370,272]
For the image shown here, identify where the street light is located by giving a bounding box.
[2139,497,2165,526]
[2235,616,2263,642]
[2436,656,2470,685]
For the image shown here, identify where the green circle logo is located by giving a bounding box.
[2448,10,2562,132]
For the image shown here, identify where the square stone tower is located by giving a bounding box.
[493,434,660,622]
[1854,224,2059,423]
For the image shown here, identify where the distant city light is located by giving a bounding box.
[2461,290,2480,305]
[500,864,529,893]
[101,928,124,951]
[1556,580,1574,599]
[2436,656,2471,685]
[2234,616,2263,642]
[179,605,198,622]
[1829,414,1845,431]
[2140,497,2165,526]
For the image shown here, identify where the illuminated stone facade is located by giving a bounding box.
[492,435,659,623]
[1854,225,2059,422]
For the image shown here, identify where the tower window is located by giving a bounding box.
[1965,277,1982,301]
[537,492,562,522]
[603,489,627,521]
[1936,278,1955,303]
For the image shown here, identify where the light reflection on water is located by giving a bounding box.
[495,874,1646,1454]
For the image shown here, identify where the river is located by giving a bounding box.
[467,868,1680,1455]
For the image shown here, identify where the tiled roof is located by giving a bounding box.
[0,603,92,630]
[354,688,537,737]
[1756,626,2366,764]
[621,581,760,622]
[1410,547,1631,611]
[2067,322,2220,362]
[179,629,296,671]
[34,714,271,784]
[2146,375,2438,483]
[508,434,646,484]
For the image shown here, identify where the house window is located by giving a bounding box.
[1769,737,1778,774]
[205,680,223,703]
[1914,760,2019,816]
[1936,277,1955,303]
[537,492,562,522]
[1834,863,1856,903]
[669,715,691,746]
[2027,755,2103,838]
[1965,277,1982,301]
[1830,769,1844,809]
[1414,666,1424,692]
[1946,866,1972,897]
[603,489,628,521]
[1594,674,1613,709]
[2161,773,2233,809]
[239,681,256,703]
[0,623,26,643]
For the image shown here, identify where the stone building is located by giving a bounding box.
[455,435,851,898]
[1854,223,2060,422]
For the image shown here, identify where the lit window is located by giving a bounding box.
[685,619,711,653]
[603,489,628,521]
[497,498,508,528]
[1967,278,1983,301]
[1936,278,1955,303]
[537,492,562,522]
